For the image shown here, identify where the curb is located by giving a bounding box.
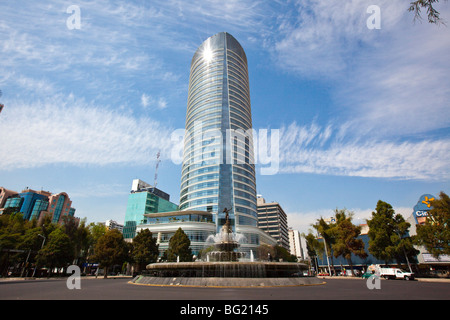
[319,276,450,283]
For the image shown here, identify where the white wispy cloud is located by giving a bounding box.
[0,95,173,169]
[141,93,151,108]
[279,122,450,180]
[272,0,450,137]
[66,183,130,199]
[1,0,448,184]
[141,94,168,110]
[272,0,404,77]
[268,1,450,181]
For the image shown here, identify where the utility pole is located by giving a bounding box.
[153,151,161,192]
[0,89,4,114]
[322,235,332,276]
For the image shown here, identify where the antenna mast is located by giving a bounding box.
[0,90,3,114]
[153,151,161,190]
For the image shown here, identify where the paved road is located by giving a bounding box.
[1,277,448,318]
[1,277,448,301]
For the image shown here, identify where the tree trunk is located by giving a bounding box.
[348,259,355,277]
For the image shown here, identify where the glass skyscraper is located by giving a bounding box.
[179,32,274,253]
[123,179,179,240]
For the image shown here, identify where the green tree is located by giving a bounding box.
[367,200,416,266]
[257,244,275,261]
[73,219,91,266]
[16,226,43,274]
[166,228,192,262]
[0,212,25,249]
[409,0,448,24]
[92,229,128,278]
[36,227,74,276]
[303,231,323,274]
[313,217,336,275]
[273,245,297,262]
[0,210,100,277]
[131,229,159,272]
[84,222,107,269]
[414,191,450,258]
[0,212,34,276]
[332,209,367,276]
[89,222,107,244]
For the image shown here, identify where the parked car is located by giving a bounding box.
[362,272,375,279]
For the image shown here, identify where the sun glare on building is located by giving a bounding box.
[202,44,213,63]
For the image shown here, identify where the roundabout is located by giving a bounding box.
[131,212,324,287]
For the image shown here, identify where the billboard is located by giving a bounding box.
[412,194,435,225]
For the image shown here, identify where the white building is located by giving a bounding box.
[104,220,124,233]
[288,228,307,261]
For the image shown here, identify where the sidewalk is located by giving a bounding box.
[0,275,133,282]
[319,275,450,283]
[2,275,448,283]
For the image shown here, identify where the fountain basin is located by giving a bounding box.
[133,211,326,287]
[145,261,308,278]
[131,276,324,287]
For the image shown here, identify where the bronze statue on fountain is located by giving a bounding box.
[207,207,243,262]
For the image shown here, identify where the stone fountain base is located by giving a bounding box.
[146,261,307,277]
[131,275,324,287]
[131,261,324,287]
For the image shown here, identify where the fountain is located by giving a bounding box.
[204,209,245,262]
[132,209,323,287]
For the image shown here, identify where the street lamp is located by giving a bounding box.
[38,234,46,248]
[32,234,46,277]
[318,231,332,276]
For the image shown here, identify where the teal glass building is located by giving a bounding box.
[179,32,275,254]
[123,179,179,240]
[2,188,76,223]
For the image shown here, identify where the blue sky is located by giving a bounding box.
[1,0,449,234]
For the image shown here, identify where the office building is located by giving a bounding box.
[257,195,289,250]
[136,210,216,257]
[123,179,178,240]
[104,220,124,233]
[288,228,307,261]
[0,187,77,224]
[47,192,76,223]
[178,32,276,255]
[0,187,18,211]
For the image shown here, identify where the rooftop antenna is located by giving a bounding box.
[153,151,161,192]
[0,90,3,114]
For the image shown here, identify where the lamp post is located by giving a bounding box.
[20,249,31,277]
[323,236,332,276]
[318,232,332,276]
[32,234,46,277]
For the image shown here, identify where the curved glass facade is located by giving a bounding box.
[180,32,257,235]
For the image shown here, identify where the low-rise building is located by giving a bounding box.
[257,195,289,250]
[123,179,178,240]
[0,186,78,225]
[136,210,216,258]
